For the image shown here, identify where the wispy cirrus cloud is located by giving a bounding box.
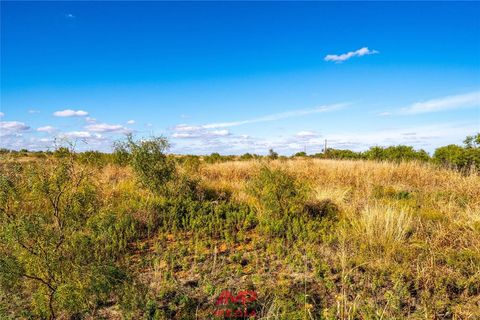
[202,103,345,129]
[399,91,480,115]
[53,109,89,117]
[172,129,230,139]
[324,47,379,63]
[170,104,344,142]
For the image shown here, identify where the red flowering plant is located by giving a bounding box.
[213,289,258,318]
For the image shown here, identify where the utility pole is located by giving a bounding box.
[324,139,327,155]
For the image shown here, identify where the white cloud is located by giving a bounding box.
[62,131,92,138]
[85,117,97,123]
[378,112,392,116]
[37,126,56,133]
[296,131,318,138]
[0,121,30,137]
[210,129,230,137]
[65,13,75,18]
[28,109,40,114]
[318,122,476,151]
[53,109,89,117]
[324,47,379,63]
[172,132,196,139]
[400,91,480,115]
[172,128,230,139]
[0,112,4,118]
[171,104,344,143]
[174,124,201,132]
[85,123,130,133]
[126,120,135,124]
[171,120,477,155]
[60,131,102,139]
[202,103,345,129]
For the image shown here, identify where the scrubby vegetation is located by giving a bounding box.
[1,134,479,319]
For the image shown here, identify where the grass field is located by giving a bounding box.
[1,153,480,319]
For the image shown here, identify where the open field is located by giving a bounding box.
[1,152,480,319]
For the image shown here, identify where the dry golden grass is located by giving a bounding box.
[198,158,480,318]
[5,155,478,318]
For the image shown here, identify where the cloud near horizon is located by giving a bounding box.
[170,121,477,155]
[324,47,379,63]
[173,104,345,135]
[0,121,30,137]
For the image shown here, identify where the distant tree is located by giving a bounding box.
[324,149,362,160]
[364,146,386,161]
[268,149,278,160]
[432,134,480,170]
[240,153,254,160]
[364,145,430,162]
[204,152,222,164]
[293,151,307,157]
[433,144,467,168]
[464,133,480,148]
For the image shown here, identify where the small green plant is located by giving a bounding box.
[247,167,307,240]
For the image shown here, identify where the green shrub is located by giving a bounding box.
[364,145,430,162]
[0,156,130,319]
[433,136,480,171]
[247,167,306,240]
[115,135,176,194]
[77,150,108,167]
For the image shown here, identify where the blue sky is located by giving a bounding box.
[1,1,479,154]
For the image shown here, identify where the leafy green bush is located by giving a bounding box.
[77,150,108,167]
[433,134,480,171]
[364,145,429,162]
[247,167,306,240]
[293,151,307,157]
[247,167,340,243]
[203,153,235,164]
[0,157,130,319]
[115,135,176,194]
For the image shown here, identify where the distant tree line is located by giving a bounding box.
[1,133,479,171]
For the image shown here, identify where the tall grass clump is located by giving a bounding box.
[353,204,412,249]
